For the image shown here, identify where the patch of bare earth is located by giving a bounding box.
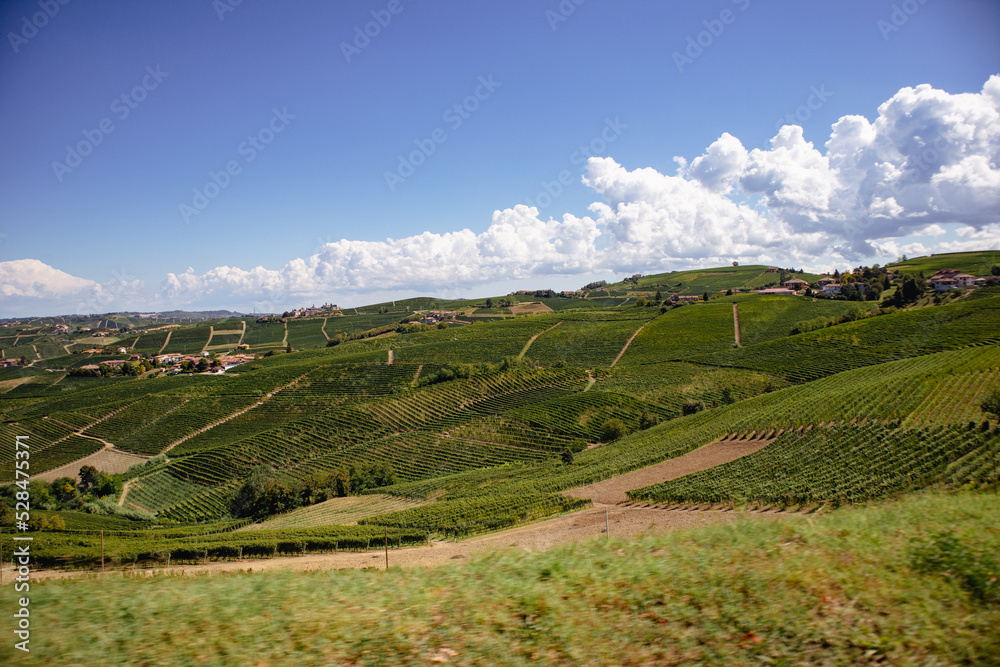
[510,301,554,314]
[565,435,774,505]
[34,446,150,483]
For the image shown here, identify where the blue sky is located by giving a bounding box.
[1,0,999,317]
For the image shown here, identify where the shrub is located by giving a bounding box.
[601,418,627,441]
[682,400,705,416]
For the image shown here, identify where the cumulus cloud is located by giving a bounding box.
[160,206,604,304]
[0,259,96,299]
[152,75,999,305]
[0,259,147,316]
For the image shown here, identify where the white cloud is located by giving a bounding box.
[159,205,605,305]
[686,132,748,194]
[0,259,95,299]
[25,76,998,313]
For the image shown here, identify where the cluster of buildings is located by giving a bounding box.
[418,311,459,325]
[756,276,859,296]
[152,352,255,373]
[753,267,987,297]
[927,269,983,291]
[280,303,341,319]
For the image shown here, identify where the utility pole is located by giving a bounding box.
[101,530,105,573]
[384,527,389,570]
[605,506,609,542]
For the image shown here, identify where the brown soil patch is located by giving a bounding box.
[0,376,34,393]
[35,446,150,483]
[565,437,773,505]
[510,301,554,314]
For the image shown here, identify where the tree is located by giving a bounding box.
[91,472,122,498]
[725,289,734,296]
[301,469,350,505]
[732,261,738,267]
[654,290,662,303]
[196,358,210,372]
[702,292,709,302]
[348,461,398,493]
[682,400,705,416]
[601,418,627,441]
[231,466,303,519]
[79,465,99,492]
[485,298,494,309]
[981,388,1000,422]
[639,410,660,430]
[992,265,1000,276]
[560,448,574,465]
[50,477,80,506]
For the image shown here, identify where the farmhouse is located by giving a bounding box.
[781,279,809,291]
[756,288,798,295]
[817,277,838,287]
[821,283,842,294]
[154,353,183,364]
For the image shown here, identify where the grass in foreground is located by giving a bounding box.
[2,491,998,665]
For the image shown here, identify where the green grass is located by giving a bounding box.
[3,491,997,666]
[889,249,1000,277]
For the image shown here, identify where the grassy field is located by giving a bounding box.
[1,491,996,665]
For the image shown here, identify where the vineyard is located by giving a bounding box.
[627,423,1000,508]
[2,253,999,570]
[161,326,212,354]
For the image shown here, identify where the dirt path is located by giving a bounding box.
[610,320,649,368]
[519,320,562,359]
[160,374,306,454]
[158,330,171,354]
[118,477,135,507]
[281,321,288,347]
[565,436,774,505]
[22,504,791,582]
[238,320,247,346]
[387,349,394,364]
[320,317,330,341]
